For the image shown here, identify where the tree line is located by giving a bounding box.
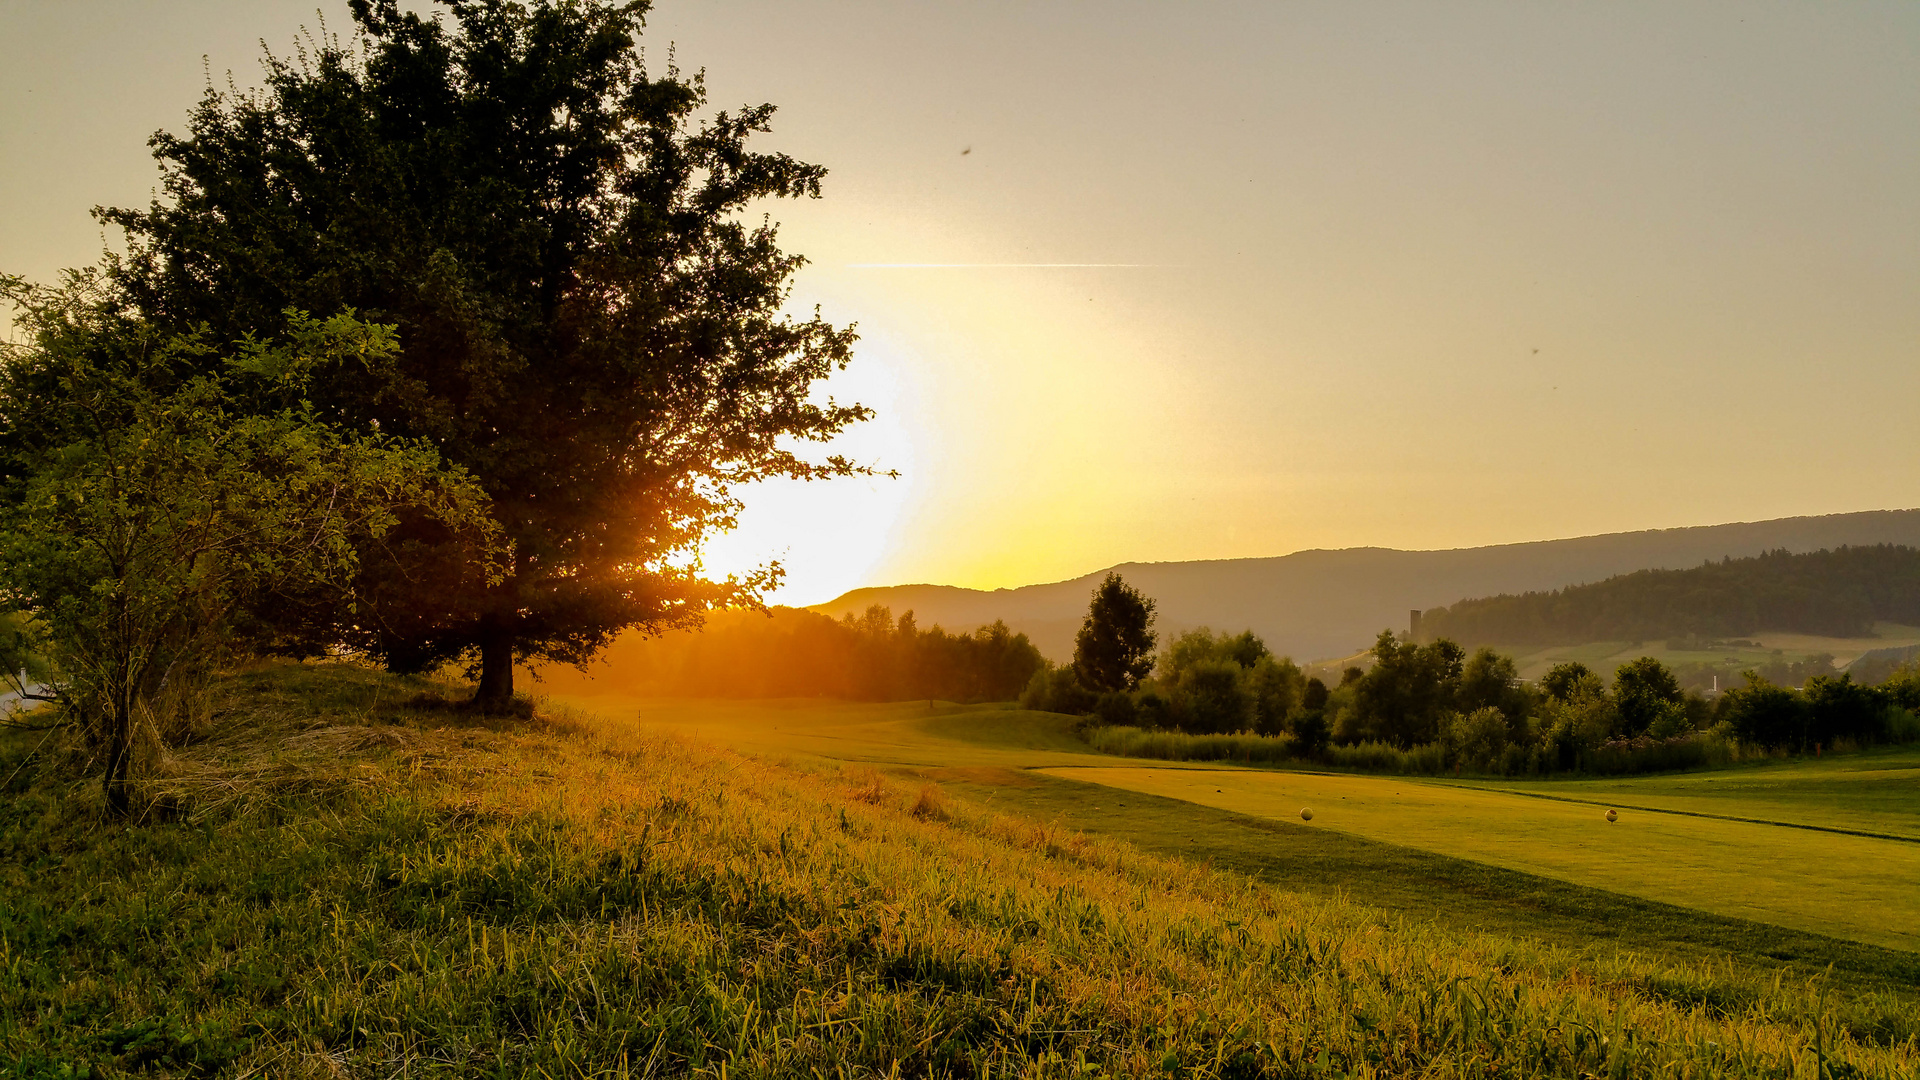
[1419,545,1920,645]
[1022,574,1920,774]
[563,605,1044,703]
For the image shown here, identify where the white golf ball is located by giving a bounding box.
[1605,808,1619,823]
[1300,807,1314,821]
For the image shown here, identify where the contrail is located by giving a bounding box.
[845,262,1163,269]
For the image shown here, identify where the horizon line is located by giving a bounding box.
[844,262,1167,269]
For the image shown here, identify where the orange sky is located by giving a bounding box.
[6,2,1918,603]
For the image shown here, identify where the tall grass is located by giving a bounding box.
[2,662,1915,1077]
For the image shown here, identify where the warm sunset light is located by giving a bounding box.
[10,3,1917,605]
[5,5,1919,1073]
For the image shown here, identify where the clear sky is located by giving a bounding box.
[5,2,1917,604]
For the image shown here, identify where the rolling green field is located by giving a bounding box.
[553,690,1920,954]
[1459,748,1920,840]
[5,667,1918,1076]
[1036,764,1920,952]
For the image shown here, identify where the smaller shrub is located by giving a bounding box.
[909,783,950,821]
[1288,709,1330,759]
[1093,691,1138,727]
[843,767,887,805]
[1020,666,1097,715]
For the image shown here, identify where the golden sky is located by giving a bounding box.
[6,2,1918,604]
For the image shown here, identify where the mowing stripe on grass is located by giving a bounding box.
[1039,764,1920,952]
[1469,785,1920,844]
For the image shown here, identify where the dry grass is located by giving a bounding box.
[910,781,952,821]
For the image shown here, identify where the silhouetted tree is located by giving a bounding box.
[100,0,867,709]
[1072,573,1157,693]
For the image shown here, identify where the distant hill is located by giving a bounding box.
[812,510,1920,661]
[1419,545,1920,646]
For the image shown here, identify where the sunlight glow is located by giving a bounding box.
[694,335,918,606]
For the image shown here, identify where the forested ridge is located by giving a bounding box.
[1419,545,1920,645]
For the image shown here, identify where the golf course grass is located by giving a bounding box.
[8,666,1918,1075]
[1459,746,1920,840]
[550,690,1920,956]
[1036,764,1920,952]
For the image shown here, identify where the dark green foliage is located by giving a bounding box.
[1301,677,1330,712]
[1171,659,1253,734]
[1801,673,1889,746]
[1717,673,1810,751]
[1614,657,1686,737]
[1420,546,1920,645]
[1092,691,1137,727]
[1288,708,1330,758]
[1070,573,1156,693]
[1352,632,1465,748]
[1458,647,1530,737]
[1019,665,1097,715]
[101,0,868,706]
[1541,661,1598,703]
[0,279,497,810]
[1146,628,1305,736]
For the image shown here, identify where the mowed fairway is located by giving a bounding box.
[1040,764,1920,951]
[1462,747,1920,841]
[548,692,1920,955]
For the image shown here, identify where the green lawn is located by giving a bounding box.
[1036,764,1920,952]
[1460,745,1920,840]
[942,770,1920,994]
[551,690,1920,957]
[21,665,1920,1076]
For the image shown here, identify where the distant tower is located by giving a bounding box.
[1409,609,1423,641]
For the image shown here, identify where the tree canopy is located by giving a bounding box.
[1071,573,1157,693]
[0,275,498,809]
[100,0,869,706]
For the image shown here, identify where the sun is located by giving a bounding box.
[694,345,917,607]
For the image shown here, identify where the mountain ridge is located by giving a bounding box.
[810,509,1920,662]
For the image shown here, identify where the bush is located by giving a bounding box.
[1170,658,1254,734]
[1444,707,1509,771]
[1081,725,1297,764]
[1802,674,1887,746]
[1581,734,1732,775]
[1020,665,1098,715]
[1092,691,1138,727]
[1717,673,1808,751]
[1288,708,1330,759]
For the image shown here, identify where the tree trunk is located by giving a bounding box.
[474,622,515,713]
[102,695,133,817]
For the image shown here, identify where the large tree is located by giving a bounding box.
[1071,573,1157,693]
[100,0,868,707]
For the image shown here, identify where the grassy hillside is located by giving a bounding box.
[4,664,1918,1077]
